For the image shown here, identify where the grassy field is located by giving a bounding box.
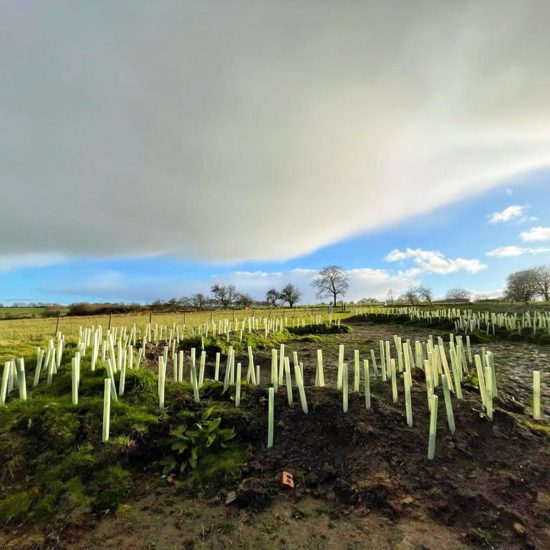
[2,302,550,364]
[0,307,344,363]
[0,307,65,320]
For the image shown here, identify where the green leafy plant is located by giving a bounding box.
[160,407,235,474]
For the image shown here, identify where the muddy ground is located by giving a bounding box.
[2,319,550,549]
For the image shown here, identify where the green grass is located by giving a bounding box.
[0,353,250,526]
[0,308,350,362]
[0,307,66,320]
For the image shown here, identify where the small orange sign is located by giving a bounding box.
[279,471,294,489]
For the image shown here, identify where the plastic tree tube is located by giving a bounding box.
[192,362,200,403]
[404,370,413,427]
[247,346,257,385]
[379,340,386,381]
[178,350,184,382]
[370,349,378,376]
[119,352,127,397]
[33,348,44,387]
[271,349,278,391]
[267,387,274,448]
[354,350,360,392]
[294,363,308,413]
[190,347,196,377]
[199,351,206,387]
[223,348,232,392]
[215,352,220,382]
[342,362,348,413]
[424,359,433,405]
[364,359,371,409]
[158,357,166,408]
[172,351,178,382]
[337,344,344,389]
[474,355,488,410]
[105,357,119,402]
[235,363,242,407]
[102,379,111,442]
[391,359,398,403]
[17,358,27,402]
[450,349,463,399]
[229,348,235,384]
[284,357,293,405]
[533,371,541,420]
[385,341,391,383]
[441,374,456,433]
[487,351,497,397]
[428,394,438,460]
[71,358,78,404]
[1,362,10,406]
[484,365,493,420]
[278,344,285,386]
[316,349,325,387]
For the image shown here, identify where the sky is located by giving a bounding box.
[1,1,550,305]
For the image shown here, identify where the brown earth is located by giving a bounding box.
[2,319,549,549]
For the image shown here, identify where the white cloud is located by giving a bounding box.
[486,245,550,257]
[385,248,487,274]
[0,253,67,273]
[488,205,525,224]
[3,3,550,264]
[520,226,550,242]
[45,267,417,303]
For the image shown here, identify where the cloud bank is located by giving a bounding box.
[2,1,550,265]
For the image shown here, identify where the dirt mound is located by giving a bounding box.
[237,384,550,548]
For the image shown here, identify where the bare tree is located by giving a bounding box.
[504,269,539,303]
[414,286,433,304]
[278,283,301,308]
[312,265,349,307]
[235,293,254,309]
[210,284,237,308]
[386,289,395,303]
[190,293,207,310]
[265,288,280,307]
[445,288,472,302]
[399,288,418,305]
[533,265,550,302]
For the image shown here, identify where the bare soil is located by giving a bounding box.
[2,319,549,549]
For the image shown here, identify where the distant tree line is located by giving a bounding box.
[44,265,351,317]
[9,264,547,319]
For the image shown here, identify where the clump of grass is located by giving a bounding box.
[178,442,247,495]
[88,465,134,512]
[0,490,35,526]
